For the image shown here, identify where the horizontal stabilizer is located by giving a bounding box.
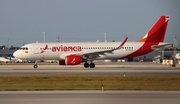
[151,43,172,51]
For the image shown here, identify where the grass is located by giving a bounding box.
[0,76,180,91]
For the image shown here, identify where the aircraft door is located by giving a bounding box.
[33,45,45,60]
[34,45,39,54]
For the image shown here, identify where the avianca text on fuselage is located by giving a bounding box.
[52,45,82,52]
[51,45,82,52]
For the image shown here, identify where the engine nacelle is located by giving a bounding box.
[65,56,82,65]
[59,56,82,65]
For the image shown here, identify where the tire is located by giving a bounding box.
[89,63,95,68]
[84,63,89,68]
[34,65,38,68]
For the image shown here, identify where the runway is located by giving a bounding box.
[1,63,180,104]
[0,62,180,76]
[0,91,180,104]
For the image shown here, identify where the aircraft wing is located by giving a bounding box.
[151,43,172,51]
[69,36,128,59]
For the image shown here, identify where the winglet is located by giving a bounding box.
[116,36,128,49]
[120,36,128,47]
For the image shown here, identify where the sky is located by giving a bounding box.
[0,0,180,47]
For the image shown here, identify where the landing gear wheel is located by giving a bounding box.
[34,64,38,69]
[90,63,95,68]
[84,62,89,68]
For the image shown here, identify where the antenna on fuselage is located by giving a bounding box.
[57,35,60,42]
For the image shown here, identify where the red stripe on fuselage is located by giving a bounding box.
[120,42,159,59]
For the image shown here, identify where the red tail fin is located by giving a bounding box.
[138,15,169,42]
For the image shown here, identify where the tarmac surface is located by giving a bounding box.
[0,62,180,76]
[1,62,180,104]
[0,91,180,104]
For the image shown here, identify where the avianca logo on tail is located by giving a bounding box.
[40,45,82,54]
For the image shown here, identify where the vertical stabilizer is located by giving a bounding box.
[138,15,169,42]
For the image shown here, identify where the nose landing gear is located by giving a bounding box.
[34,61,38,68]
[34,64,38,68]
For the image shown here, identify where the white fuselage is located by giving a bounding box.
[13,42,145,60]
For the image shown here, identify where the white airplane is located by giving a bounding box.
[0,57,10,63]
[7,57,24,63]
[13,15,171,68]
[175,53,180,60]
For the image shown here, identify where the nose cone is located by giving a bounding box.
[13,51,20,58]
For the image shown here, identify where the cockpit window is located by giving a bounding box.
[19,47,28,50]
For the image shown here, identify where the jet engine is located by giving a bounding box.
[59,56,82,65]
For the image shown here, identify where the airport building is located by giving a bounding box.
[0,45,19,57]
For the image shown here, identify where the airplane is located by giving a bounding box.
[175,53,180,60]
[0,57,10,63]
[13,15,171,68]
[7,57,25,63]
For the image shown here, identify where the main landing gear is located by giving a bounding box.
[84,62,95,68]
[33,61,95,68]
